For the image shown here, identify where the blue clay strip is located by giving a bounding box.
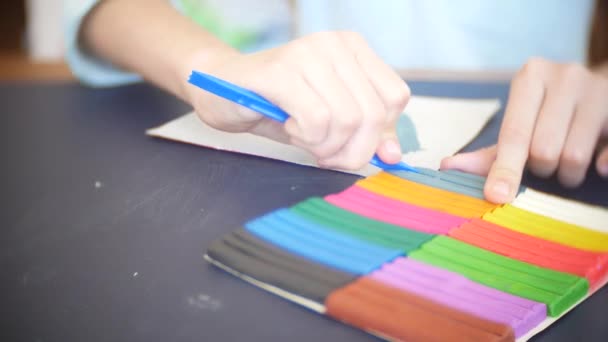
[245,209,402,274]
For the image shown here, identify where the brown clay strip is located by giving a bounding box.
[326,277,514,342]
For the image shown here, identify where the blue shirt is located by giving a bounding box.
[64,0,594,87]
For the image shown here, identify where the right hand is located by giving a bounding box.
[183,31,410,170]
[441,58,608,203]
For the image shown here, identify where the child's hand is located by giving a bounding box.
[442,58,608,203]
[183,32,409,170]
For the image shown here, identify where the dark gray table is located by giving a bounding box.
[1,81,606,342]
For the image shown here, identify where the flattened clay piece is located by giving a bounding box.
[396,113,421,153]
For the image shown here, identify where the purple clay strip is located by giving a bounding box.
[370,257,547,337]
[393,258,542,310]
[380,265,534,318]
[392,258,547,333]
[370,272,525,329]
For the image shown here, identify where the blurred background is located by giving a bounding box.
[1,0,72,81]
[2,1,599,82]
[0,0,292,82]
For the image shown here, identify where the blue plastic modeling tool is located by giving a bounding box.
[188,71,419,173]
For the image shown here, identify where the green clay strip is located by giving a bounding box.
[290,197,434,252]
[409,236,588,316]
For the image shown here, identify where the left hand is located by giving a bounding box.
[441,57,608,203]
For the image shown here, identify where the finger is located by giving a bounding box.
[374,104,405,164]
[484,59,547,203]
[339,32,408,164]
[248,119,291,144]
[318,35,390,169]
[340,31,410,123]
[294,45,365,159]
[528,77,578,177]
[596,145,608,177]
[247,64,329,145]
[376,129,403,164]
[440,145,497,176]
[557,80,608,186]
[595,87,608,177]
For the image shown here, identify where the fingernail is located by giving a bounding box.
[384,139,402,158]
[599,161,608,177]
[491,181,511,201]
[439,155,456,170]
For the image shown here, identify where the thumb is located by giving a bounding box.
[440,145,497,176]
[376,129,403,164]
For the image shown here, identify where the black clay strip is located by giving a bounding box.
[206,228,356,302]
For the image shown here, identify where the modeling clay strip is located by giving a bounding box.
[334,186,467,226]
[512,188,608,233]
[358,172,497,217]
[361,174,488,213]
[388,168,487,199]
[484,205,608,252]
[206,229,356,302]
[325,186,466,234]
[409,236,589,316]
[449,218,608,288]
[290,197,434,251]
[370,257,546,337]
[245,210,402,274]
[326,277,515,342]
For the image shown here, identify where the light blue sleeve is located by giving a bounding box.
[63,0,286,87]
[63,0,142,87]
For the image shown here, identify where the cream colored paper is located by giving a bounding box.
[147,96,501,176]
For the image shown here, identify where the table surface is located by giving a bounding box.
[2,80,606,342]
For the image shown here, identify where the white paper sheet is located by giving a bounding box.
[147,96,501,176]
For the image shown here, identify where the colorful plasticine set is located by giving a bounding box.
[205,168,608,342]
[186,71,608,341]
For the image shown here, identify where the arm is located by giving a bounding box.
[81,0,409,170]
[81,0,237,101]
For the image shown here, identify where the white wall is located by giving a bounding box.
[25,0,64,61]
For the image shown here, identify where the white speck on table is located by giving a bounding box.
[187,293,222,311]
